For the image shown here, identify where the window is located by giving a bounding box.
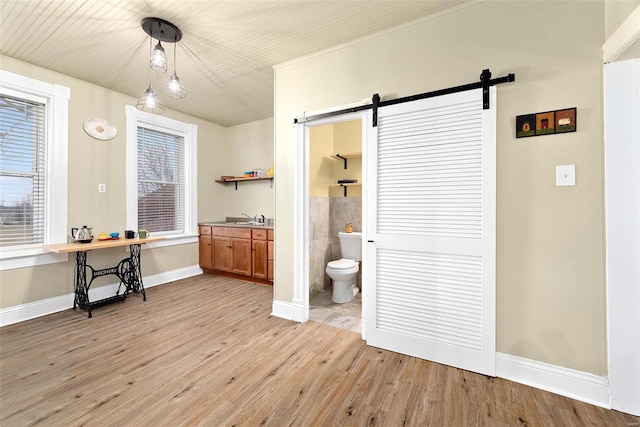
[125,105,197,246]
[0,95,45,246]
[0,70,69,270]
[137,127,184,233]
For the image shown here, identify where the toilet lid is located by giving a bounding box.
[327,259,357,269]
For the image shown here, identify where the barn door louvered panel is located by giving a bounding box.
[366,88,496,376]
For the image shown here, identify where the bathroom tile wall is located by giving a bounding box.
[309,197,332,295]
[309,196,362,295]
[329,197,362,259]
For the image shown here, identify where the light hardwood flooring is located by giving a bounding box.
[1,275,638,426]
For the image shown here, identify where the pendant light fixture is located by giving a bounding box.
[136,35,165,114]
[150,40,167,74]
[163,42,187,99]
[136,17,186,113]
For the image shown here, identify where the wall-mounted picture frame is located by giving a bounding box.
[516,107,576,139]
[555,108,577,133]
[516,114,536,138]
[536,111,555,135]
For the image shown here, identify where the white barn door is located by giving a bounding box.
[365,88,496,376]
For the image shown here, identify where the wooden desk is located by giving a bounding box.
[44,237,165,318]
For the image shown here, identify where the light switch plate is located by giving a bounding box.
[556,165,575,186]
[98,183,106,193]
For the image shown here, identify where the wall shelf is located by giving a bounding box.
[215,176,273,190]
[330,151,362,169]
[330,182,361,197]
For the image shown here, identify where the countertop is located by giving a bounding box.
[199,221,274,230]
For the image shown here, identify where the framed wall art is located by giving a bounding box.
[516,107,576,139]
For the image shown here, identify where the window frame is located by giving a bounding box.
[125,105,198,248]
[0,70,69,270]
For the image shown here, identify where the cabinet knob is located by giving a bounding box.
[227,245,232,249]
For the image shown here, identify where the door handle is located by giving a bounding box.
[367,240,374,243]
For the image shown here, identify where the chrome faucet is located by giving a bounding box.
[241,213,256,222]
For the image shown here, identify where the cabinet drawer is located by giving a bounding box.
[267,229,274,241]
[252,229,268,240]
[210,226,251,239]
[199,225,212,236]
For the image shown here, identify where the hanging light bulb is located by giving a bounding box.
[163,42,187,99]
[136,35,165,114]
[136,85,166,114]
[150,40,167,73]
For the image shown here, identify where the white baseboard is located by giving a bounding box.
[496,352,610,409]
[271,299,294,320]
[0,265,203,327]
[291,297,308,322]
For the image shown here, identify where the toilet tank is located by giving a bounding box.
[338,231,362,261]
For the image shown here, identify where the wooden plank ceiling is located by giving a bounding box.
[0,0,468,126]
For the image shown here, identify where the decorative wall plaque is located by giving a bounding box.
[516,107,576,138]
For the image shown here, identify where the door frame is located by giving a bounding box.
[292,110,370,336]
[604,58,640,416]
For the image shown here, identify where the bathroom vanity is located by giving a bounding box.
[199,222,274,286]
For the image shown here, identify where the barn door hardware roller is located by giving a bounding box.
[372,68,515,126]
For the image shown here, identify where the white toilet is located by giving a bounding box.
[326,231,362,303]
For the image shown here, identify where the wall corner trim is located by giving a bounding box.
[496,352,609,409]
[603,4,640,63]
[0,265,203,327]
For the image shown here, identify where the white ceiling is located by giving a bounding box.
[0,0,469,127]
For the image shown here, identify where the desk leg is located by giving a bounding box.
[127,244,146,301]
[73,251,92,318]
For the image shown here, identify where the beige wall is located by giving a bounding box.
[309,120,362,198]
[0,55,271,310]
[215,118,275,220]
[309,125,334,197]
[274,1,607,374]
[330,120,362,198]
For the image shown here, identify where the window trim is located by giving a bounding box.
[125,105,198,248]
[0,70,69,270]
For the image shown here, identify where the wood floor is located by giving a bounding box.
[1,275,638,426]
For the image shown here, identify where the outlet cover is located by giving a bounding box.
[98,183,106,193]
[556,165,575,186]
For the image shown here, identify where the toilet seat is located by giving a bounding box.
[327,259,357,270]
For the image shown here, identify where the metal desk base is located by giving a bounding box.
[73,244,146,318]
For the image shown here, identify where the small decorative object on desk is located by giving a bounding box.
[71,225,94,243]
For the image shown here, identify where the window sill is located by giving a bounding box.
[140,233,199,250]
[0,247,68,271]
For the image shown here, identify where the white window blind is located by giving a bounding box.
[0,94,46,248]
[137,126,184,233]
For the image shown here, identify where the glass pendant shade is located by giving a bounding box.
[150,41,167,73]
[163,72,188,99]
[136,86,165,114]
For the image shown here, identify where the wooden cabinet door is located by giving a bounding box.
[252,240,268,280]
[267,239,274,282]
[213,237,232,272]
[199,235,213,269]
[231,238,252,276]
